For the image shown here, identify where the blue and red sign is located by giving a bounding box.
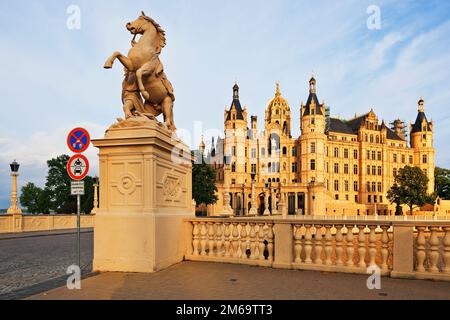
[67,127,90,153]
[67,154,90,181]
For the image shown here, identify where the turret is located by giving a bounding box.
[410,97,434,194]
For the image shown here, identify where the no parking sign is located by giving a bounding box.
[67,127,90,153]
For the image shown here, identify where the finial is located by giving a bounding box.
[418,96,424,112]
[275,81,281,96]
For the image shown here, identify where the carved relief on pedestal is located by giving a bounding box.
[117,174,137,195]
[162,174,182,202]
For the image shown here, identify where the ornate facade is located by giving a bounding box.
[206,77,435,216]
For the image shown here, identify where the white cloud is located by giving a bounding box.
[368,32,405,69]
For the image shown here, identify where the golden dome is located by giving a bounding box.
[266,82,290,116]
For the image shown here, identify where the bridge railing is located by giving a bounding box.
[184,217,450,281]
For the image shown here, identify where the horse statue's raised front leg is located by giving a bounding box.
[136,58,161,100]
[104,51,134,71]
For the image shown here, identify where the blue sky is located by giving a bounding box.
[1,0,450,208]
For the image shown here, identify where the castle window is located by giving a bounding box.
[344,164,349,174]
[292,147,297,157]
[409,155,413,164]
[251,148,257,158]
[367,182,370,192]
[311,118,315,125]
[372,166,376,176]
[311,143,316,153]
[353,149,358,159]
[344,148,349,159]
[268,163,271,172]
[380,196,383,203]
[232,146,236,156]
[251,164,256,174]
[367,165,370,175]
[334,163,339,174]
[422,155,427,164]
[345,180,349,192]
[334,180,339,191]
[232,162,236,173]
[310,159,316,171]
[377,151,382,161]
[335,194,339,200]
[326,162,329,173]
[366,150,370,159]
[345,195,349,201]
[370,135,374,143]
[378,166,382,176]
[283,146,287,155]
[365,134,368,142]
[372,151,376,160]
[376,136,380,144]
[292,163,297,173]
[355,195,358,202]
[374,196,377,203]
[402,154,405,164]
[393,154,397,163]
[334,147,339,157]
[354,181,358,192]
[378,182,382,193]
[261,148,266,157]
[326,147,329,157]
[368,195,371,203]
[354,164,358,174]
[393,168,397,177]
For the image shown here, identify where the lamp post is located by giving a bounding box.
[92,176,99,214]
[249,171,257,215]
[7,160,22,215]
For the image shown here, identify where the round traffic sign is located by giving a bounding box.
[67,154,90,181]
[67,127,90,153]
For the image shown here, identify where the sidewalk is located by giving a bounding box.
[28,261,450,300]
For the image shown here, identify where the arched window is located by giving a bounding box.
[283,121,288,135]
[376,135,380,143]
[283,147,287,155]
[370,135,374,143]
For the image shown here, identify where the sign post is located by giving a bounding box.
[67,128,90,270]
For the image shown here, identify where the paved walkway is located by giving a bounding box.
[29,261,450,300]
[0,229,93,299]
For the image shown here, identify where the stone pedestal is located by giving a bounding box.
[92,123,193,273]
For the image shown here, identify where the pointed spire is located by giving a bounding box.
[275,81,281,97]
[233,81,239,100]
[199,135,206,155]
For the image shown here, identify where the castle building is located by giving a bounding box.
[206,78,435,216]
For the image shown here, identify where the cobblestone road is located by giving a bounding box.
[0,230,93,299]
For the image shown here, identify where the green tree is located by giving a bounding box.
[20,183,50,214]
[434,167,450,200]
[387,166,431,215]
[192,156,218,216]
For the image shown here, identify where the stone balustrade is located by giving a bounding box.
[184,217,450,281]
[0,214,95,234]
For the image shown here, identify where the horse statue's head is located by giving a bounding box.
[126,11,166,54]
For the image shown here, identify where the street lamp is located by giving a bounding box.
[92,176,99,214]
[7,160,22,215]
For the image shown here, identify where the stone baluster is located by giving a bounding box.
[215,222,223,257]
[346,225,355,267]
[208,222,215,257]
[335,225,344,266]
[428,226,440,273]
[304,224,313,264]
[294,224,303,263]
[324,225,333,266]
[267,223,274,261]
[314,225,323,265]
[232,222,240,258]
[380,225,390,271]
[249,223,256,259]
[224,222,231,257]
[258,223,266,260]
[357,225,367,268]
[415,226,426,272]
[443,227,450,274]
[200,222,207,256]
[240,222,248,259]
[368,225,377,268]
[192,221,200,256]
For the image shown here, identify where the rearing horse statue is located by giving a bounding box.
[104,11,176,131]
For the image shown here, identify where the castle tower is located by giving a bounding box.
[300,76,326,184]
[224,82,248,186]
[410,97,434,194]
